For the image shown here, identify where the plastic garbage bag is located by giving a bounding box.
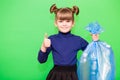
[77,22,115,80]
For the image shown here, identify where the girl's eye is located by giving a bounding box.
[66,20,71,22]
[58,20,63,22]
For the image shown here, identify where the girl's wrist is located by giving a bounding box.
[40,44,47,53]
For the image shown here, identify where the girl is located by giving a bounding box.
[38,4,98,80]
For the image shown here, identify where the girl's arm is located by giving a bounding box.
[38,47,51,63]
[38,33,51,63]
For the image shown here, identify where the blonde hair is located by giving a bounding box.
[50,4,79,21]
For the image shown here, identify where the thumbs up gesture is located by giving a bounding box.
[41,33,51,52]
[43,33,51,48]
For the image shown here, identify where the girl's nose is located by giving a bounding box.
[63,21,66,26]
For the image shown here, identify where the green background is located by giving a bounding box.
[0,0,120,80]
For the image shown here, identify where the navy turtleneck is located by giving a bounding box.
[38,31,88,66]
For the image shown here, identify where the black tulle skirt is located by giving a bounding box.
[46,65,78,80]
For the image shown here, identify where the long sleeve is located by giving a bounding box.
[79,38,88,51]
[38,47,51,63]
[38,31,88,65]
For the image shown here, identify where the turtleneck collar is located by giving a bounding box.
[58,31,73,37]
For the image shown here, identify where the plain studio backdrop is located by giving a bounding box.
[0,0,120,80]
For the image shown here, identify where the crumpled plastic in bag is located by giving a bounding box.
[77,22,115,80]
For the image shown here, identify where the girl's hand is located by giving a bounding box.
[41,33,51,52]
[43,33,51,48]
[91,34,99,41]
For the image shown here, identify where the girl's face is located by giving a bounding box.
[55,19,74,33]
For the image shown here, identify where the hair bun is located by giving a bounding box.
[50,4,58,14]
[72,6,79,15]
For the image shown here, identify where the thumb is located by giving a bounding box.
[44,33,48,39]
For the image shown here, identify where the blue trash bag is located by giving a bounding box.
[77,22,115,80]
